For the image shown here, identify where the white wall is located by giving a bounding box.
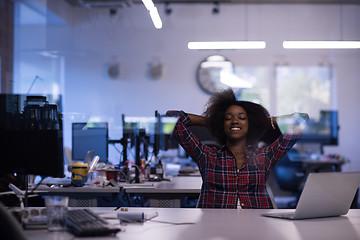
[14,2,360,169]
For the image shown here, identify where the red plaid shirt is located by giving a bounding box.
[171,111,302,209]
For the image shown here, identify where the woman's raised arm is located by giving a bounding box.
[187,113,207,127]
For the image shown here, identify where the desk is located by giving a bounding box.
[34,185,121,207]
[123,176,202,194]
[33,176,202,207]
[302,159,344,173]
[25,207,360,240]
[123,176,202,207]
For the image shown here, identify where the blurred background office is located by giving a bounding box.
[1,1,359,183]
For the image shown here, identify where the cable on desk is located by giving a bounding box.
[149,219,195,225]
[27,177,45,195]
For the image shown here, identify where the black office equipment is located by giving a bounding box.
[66,208,120,237]
[0,202,27,240]
[0,94,64,178]
[120,113,179,183]
[296,110,339,150]
[72,122,109,163]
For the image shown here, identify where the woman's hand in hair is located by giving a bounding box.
[273,112,309,135]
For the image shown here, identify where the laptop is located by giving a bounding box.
[262,171,360,220]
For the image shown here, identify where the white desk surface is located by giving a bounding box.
[123,176,202,194]
[25,207,360,240]
[34,176,202,194]
[34,185,121,193]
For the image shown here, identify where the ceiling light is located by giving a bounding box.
[283,41,360,49]
[149,7,162,29]
[142,0,154,10]
[142,0,162,29]
[188,41,266,50]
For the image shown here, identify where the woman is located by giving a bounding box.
[167,89,308,209]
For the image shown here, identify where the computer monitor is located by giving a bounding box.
[299,110,339,146]
[72,122,109,163]
[0,94,64,178]
[122,114,179,152]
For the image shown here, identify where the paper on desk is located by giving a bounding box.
[41,177,71,185]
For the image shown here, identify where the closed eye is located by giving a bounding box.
[225,113,247,121]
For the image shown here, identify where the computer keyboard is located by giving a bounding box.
[66,209,120,237]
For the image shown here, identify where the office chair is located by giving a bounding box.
[266,182,277,209]
[187,126,221,148]
[274,152,306,208]
[0,202,27,240]
[195,182,277,209]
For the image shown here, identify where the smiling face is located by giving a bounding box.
[223,105,249,143]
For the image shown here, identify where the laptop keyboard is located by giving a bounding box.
[275,212,295,219]
[263,211,295,219]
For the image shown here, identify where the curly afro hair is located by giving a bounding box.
[203,89,271,146]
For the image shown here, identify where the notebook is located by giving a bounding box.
[262,171,360,220]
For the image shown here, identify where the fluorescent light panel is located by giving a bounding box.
[283,41,360,49]
[142,0,162,29]
[142,0,154,10]
[188,41,266,50]
[149,7,162,29]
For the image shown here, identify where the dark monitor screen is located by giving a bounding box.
[72,122,108,162]
[122,115,179,151]
[299,110,339,145]
[277,110,339,146]
[1,130,64,178]
[0,94,64,178]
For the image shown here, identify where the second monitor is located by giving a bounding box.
[72,122,108,163]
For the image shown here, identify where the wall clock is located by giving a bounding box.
[196,55,234,95]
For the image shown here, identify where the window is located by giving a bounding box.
[233,66,272,111]
[275,66,335,118]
